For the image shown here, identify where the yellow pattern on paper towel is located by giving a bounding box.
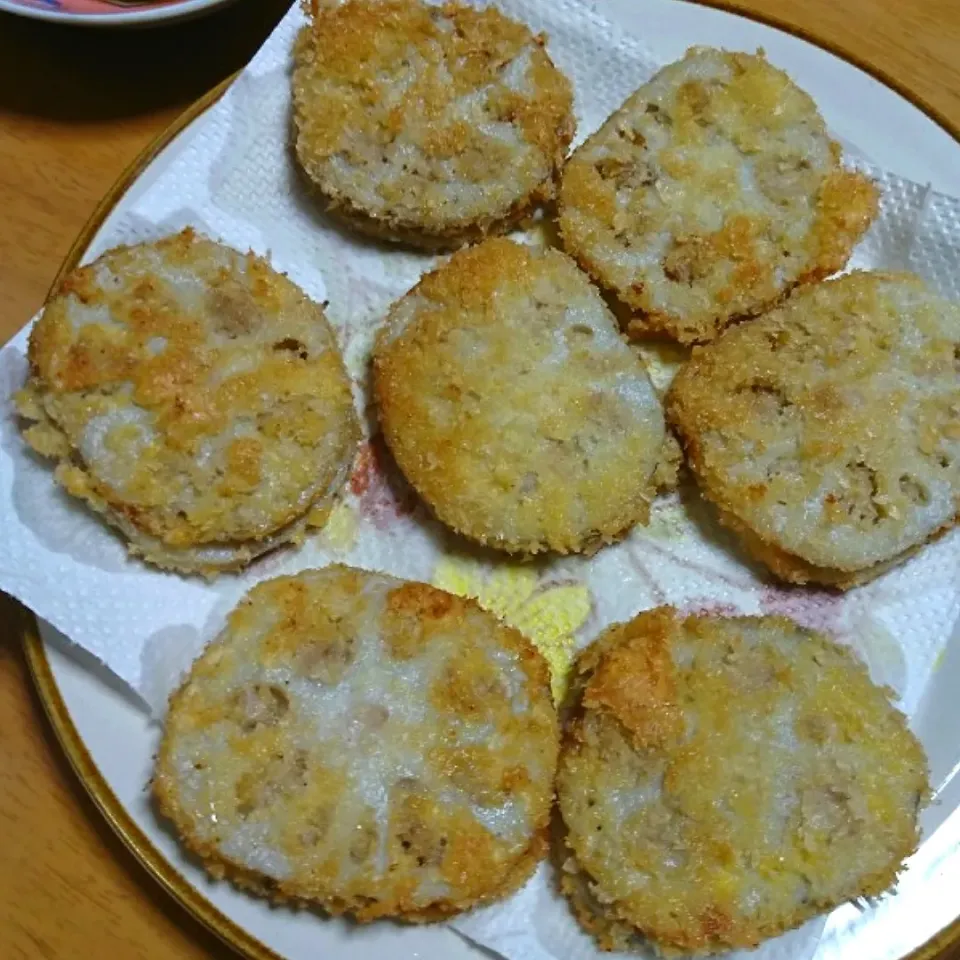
[432,555,591,701]
[317,500,359,551]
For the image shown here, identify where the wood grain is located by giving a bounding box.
[0,1,958,958]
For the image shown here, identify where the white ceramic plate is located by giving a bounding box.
[0,0,235,27]
[22,2,960,959]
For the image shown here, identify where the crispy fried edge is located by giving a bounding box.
[155,757,551,923]
[559,857,642,953]
[15,382,353,578]
[715,504,959,590]
[302,168,563,252]
[565,169,878,346]
[618,170,878,345]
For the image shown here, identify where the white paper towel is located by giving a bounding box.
[1,3,959,960]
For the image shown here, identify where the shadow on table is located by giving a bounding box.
[0,0,291,123]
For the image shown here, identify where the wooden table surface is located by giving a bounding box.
[1,1,958,958]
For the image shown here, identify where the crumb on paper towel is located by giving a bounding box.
[634,340,691,396]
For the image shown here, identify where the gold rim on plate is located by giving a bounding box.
[18,5,960,959]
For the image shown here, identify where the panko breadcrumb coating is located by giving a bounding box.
[667,271,960,589]
[373,238,668,555]
[558,47,878,344]
[154,565,558,921]
[558,607,929,955]
[16,229,360,576]
[292,0,574,247]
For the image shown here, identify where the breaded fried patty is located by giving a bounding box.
[558,47,878,344]
[557,607,929,955]
[16,230,360,576]
[373,238,668,554]
[154,565,558,920]
[292,0,574,247]
[667,271,960,588]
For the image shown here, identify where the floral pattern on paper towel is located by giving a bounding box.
[432,555,592,703]
[348,438,418,530]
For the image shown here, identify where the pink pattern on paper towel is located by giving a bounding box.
[349,438,417,530]
[759,584,845,635]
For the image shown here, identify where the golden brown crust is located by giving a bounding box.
[558,47,877,344]
[292,0,574,248]
[667,270,960,588]
[303,176,547,252]
[581,613,684,751]
[18,229,360,576]
[558,607,930,954]
[373,238,667,555]
[155,565,558,920]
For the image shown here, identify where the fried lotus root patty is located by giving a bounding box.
[373,238,668,555]
[154,565,558,921]
[16,229,360,576]
[557,607,929,955]
[558,47,878,344]
[667,271,960,589]
[292,0,574,247]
